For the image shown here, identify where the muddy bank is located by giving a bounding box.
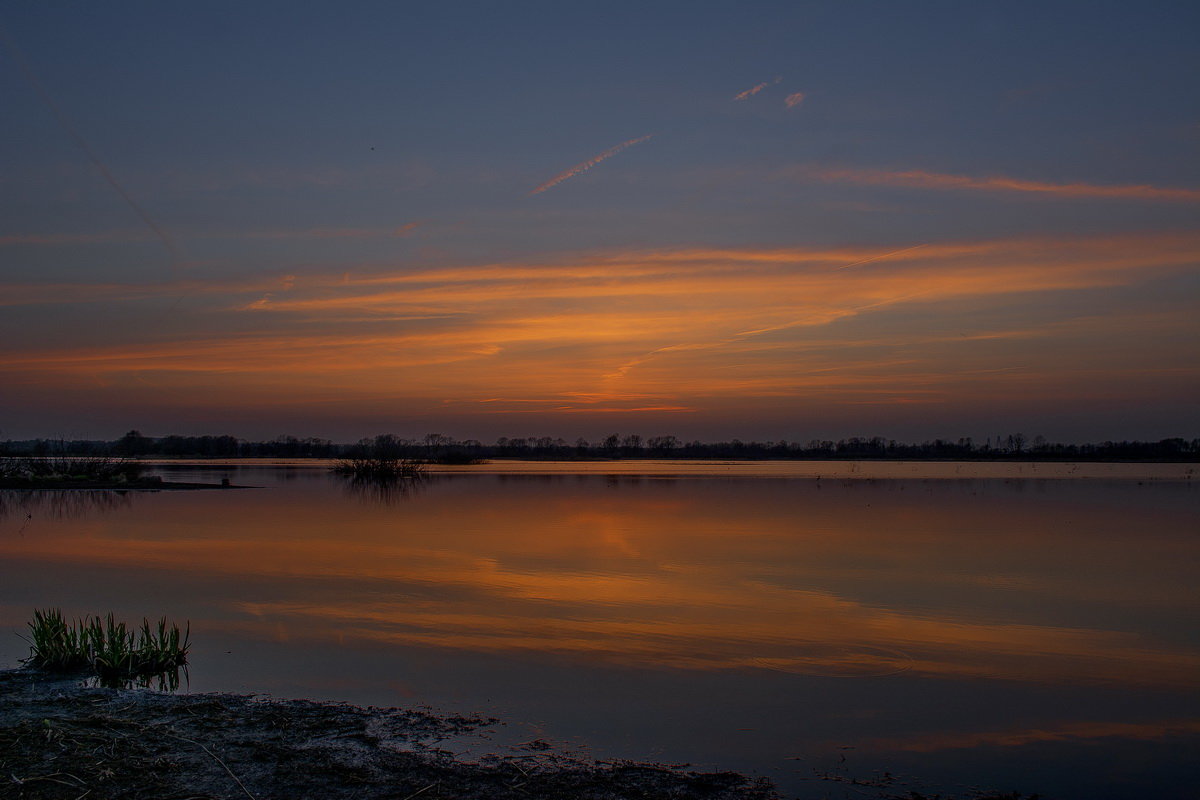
[0,669,778,799]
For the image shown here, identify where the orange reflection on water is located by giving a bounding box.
[1,475,1197,690]
[863,719,1200,753]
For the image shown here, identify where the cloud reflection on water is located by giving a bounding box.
[2,473,1197,691]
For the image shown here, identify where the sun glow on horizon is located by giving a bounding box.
[1,4,1198,440]
[1,230,1196,437]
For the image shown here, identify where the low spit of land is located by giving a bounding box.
[0,476,244,491]
[0,668,778,800]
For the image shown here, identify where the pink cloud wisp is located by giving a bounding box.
[529,135,654,196]
[734,76,782,101]
[811,167,1200,202]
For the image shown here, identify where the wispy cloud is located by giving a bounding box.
[240,226,398,240]
[0,231,157,246]
[833,243,928,270]
[808,166,1200,202]
[0,225,420,247]
[3,232,1196,418]
[784,91,805,108]
[529,135,654,195]
[734,76,782,100]
[734,82,768,100]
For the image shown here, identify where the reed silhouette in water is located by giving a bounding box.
[331,434,429,479]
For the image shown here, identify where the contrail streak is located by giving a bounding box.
[0,23,184,267]
[529,134,653,195]
[835,243,928,270]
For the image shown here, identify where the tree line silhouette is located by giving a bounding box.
[3,431,1198,462]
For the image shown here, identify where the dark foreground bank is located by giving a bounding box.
[0,669,778,800]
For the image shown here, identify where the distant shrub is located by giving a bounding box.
[331,435,429,480]
[331,456,427,479]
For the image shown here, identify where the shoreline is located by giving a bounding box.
[0,667,778,799]
[0,478,250,491]
[140,458,1198,481]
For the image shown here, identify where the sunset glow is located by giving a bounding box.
[3,8,1198,799]
[1,4,1197,441]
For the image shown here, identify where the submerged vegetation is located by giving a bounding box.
[332,457,427,480]
[25,609,189,688]
[0,453,145,485]
[331,434,429,479]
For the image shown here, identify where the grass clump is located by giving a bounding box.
[332,456,427,480]
[26,609,189,686]
[332,435,428,480]
[430,452,487,465]
[0,454,144,483]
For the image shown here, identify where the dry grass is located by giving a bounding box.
[0,455,144,482]
[332,456,427,480]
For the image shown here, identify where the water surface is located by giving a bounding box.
[1,462,1196,798]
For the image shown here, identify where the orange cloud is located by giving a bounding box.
[2,231,1196,416]
[734,76,781,100]
[241,226,396,240]
[784,91,805,108]
[486,404,697,415]
[734,82,768,100]
[807,166,1200,201]
[529,134,654,195]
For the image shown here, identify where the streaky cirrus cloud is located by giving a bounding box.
[784,91,806,108]
[241,226,399,240]
[2,230,1196,426]
[0,225,417,248]
[529,135,654,195]
[733,75,782,100]
[0,231,157,246]
[806,166,1200,202]
[734,82,768,100]
[4,233,1195,318]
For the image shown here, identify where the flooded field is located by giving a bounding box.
[1,462,1197,798]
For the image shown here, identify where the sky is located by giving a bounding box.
[1,1,1197,443]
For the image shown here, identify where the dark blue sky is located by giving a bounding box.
[2,2,1197,441]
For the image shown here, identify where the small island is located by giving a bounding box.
[0,454,243,491]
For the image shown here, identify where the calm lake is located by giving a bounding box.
[1,461,1197,798]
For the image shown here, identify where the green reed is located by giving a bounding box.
[26,608,190,682]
